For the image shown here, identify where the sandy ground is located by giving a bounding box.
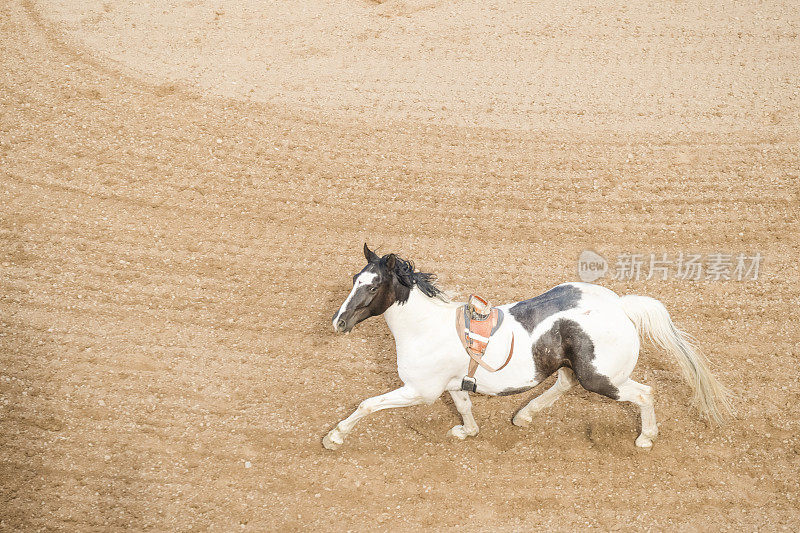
[1,0,799,530]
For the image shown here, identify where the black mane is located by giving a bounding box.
[378,253,443,303]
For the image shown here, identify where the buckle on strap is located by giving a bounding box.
[461,376,477,393]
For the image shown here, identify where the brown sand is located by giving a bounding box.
[1,0,799,530]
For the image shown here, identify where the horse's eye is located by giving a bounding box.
[369,286,378,292]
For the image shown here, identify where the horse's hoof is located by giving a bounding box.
[635,435,654,449]
[447,425,477,440]
[512,412,531,427]
[322,430,343,450]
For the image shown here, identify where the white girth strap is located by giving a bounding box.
[463,329,490,343]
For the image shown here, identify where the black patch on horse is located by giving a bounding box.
[531,318,619,400]
[508,285,582,333]
[379,253,442,305]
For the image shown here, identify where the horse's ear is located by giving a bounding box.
[385,253,396,271]
[364,243,379,262]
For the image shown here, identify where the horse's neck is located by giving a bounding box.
[384,287,451,342]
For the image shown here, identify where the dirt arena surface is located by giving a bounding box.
[1,0,799,530]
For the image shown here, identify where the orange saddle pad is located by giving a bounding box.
[456,294,514,392]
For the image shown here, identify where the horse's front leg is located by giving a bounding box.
[323,385,424,450]
[447,390,479,439]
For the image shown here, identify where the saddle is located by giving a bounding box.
[456,294,515,392]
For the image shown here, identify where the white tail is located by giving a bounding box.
[620,295,734,424]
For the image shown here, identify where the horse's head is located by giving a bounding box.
[331,244,404,333]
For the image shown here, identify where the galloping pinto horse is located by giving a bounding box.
[323,244,732,450]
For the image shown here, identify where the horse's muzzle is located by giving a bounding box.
[331,311,351,333]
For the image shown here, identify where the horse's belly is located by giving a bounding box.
[470,335,539,396]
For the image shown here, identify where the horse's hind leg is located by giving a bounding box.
[447,390,479,439]
[616,379,658,448]
[512,367,577,427]
[573,370,658,448]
